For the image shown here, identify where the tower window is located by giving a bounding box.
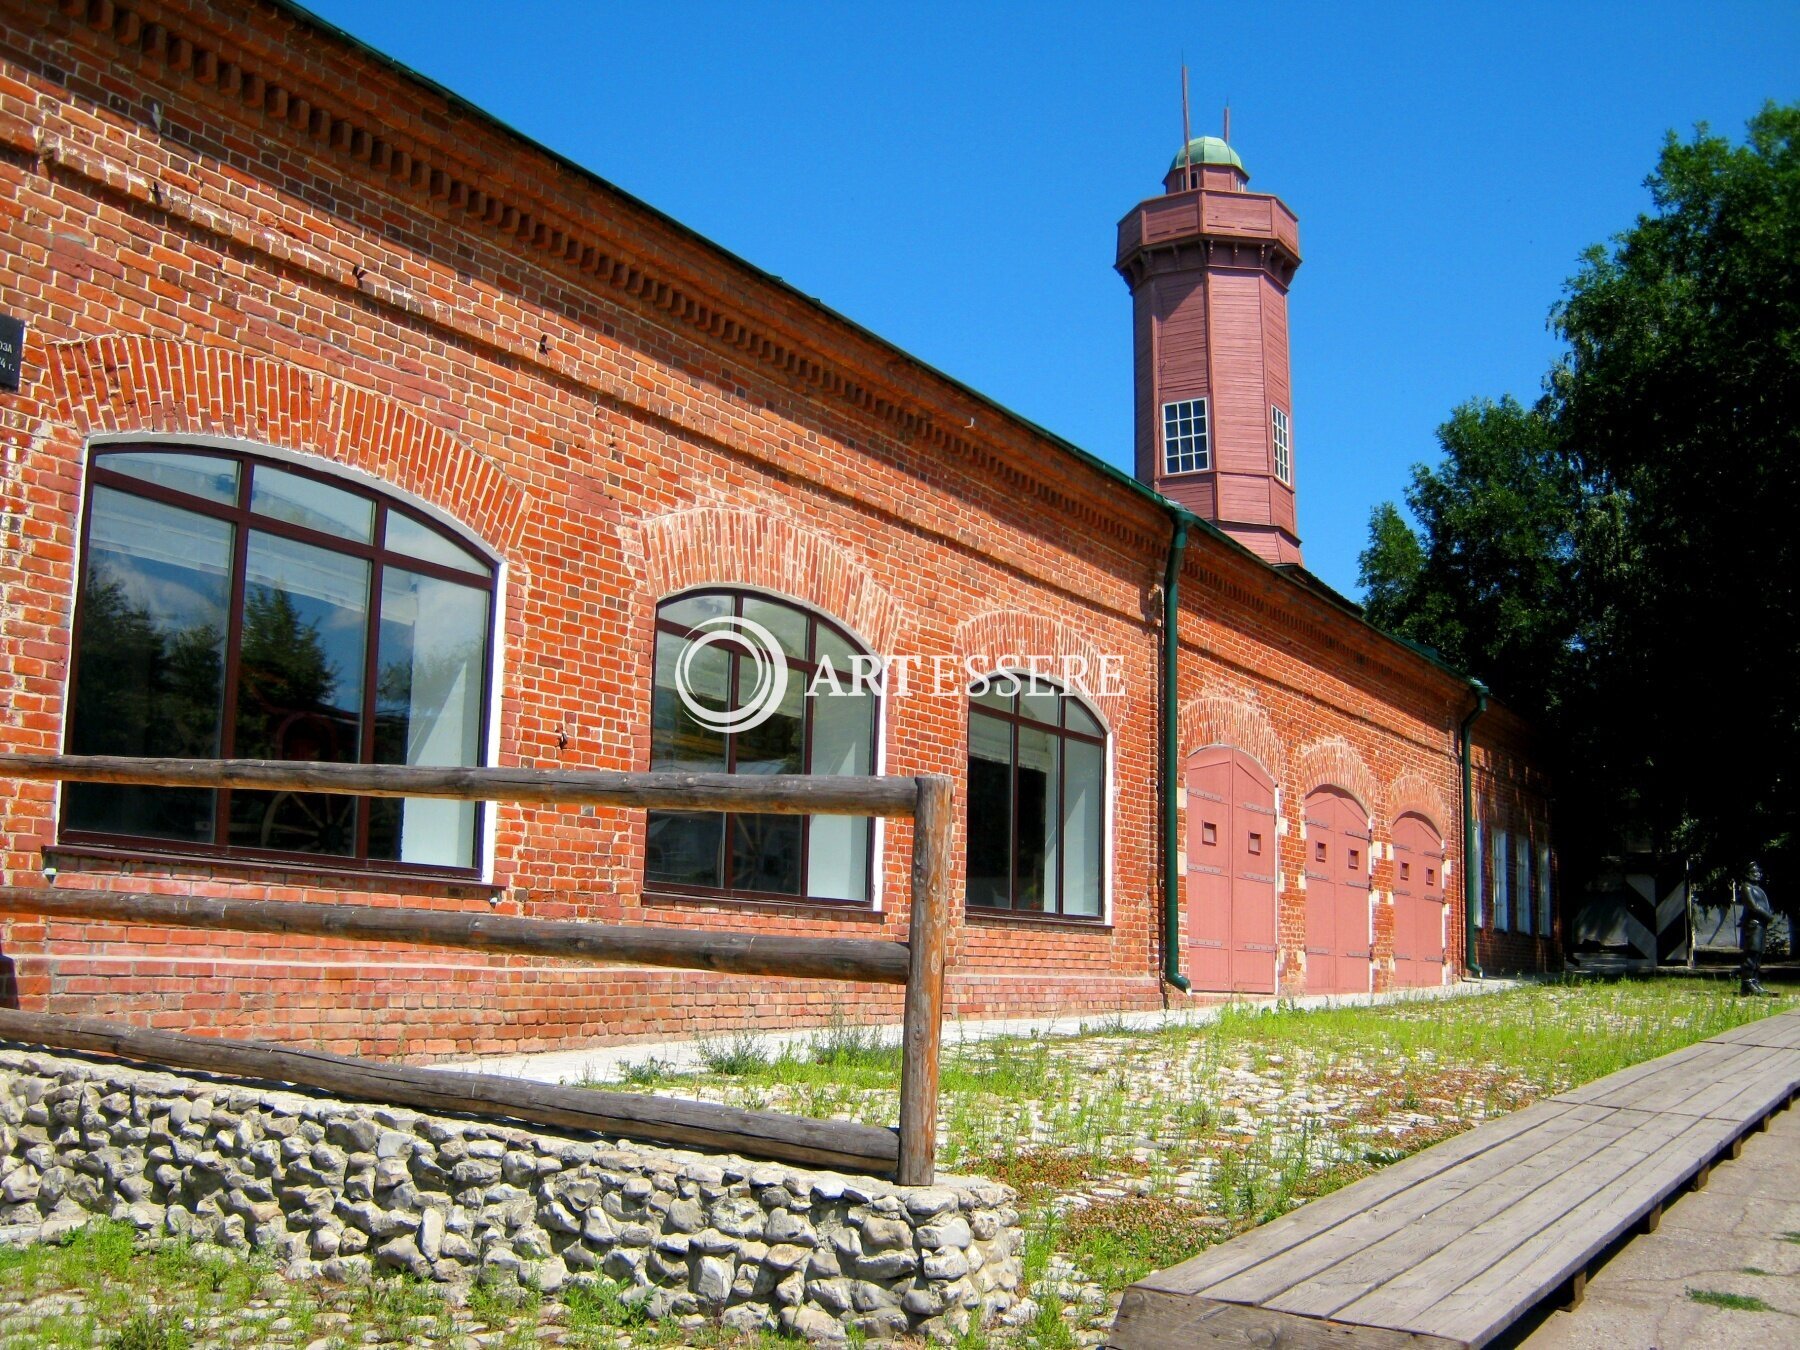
[1272,406,1292,484]
[1162,399,1210,475]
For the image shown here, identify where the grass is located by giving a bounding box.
[591,975,1794,1341]
[1687,1288,1774,1312]
[1,977,1790,1347]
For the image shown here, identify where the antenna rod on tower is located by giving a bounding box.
[1223,99,1231,144]
[1181,64,1193,181]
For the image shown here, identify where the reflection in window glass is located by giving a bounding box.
[741,595,809,661]
[64,449,497,874]
[228,532,370,856]
[385,512,489,575]
[965,677,1106,917]
[251,465,375,542]
[96,450,240,506]
[967,712,1013,909]
[645,591,878,903]
[65,489,233,842]
[1062,739,1105,916]
[369,569,490,870]
[808,689,874,902]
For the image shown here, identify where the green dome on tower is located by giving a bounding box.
[1169,136,1245,175]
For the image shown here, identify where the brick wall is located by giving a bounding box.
[0,0,1555,1059]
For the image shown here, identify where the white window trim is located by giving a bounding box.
[1271,405,1292,485]
[1161,398,1211,476]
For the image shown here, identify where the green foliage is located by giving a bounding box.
[1361,102,1800,886]
[1553,101,1800,881]
[694,1031,774,1076]
[1357,396,1575,716]
[107,1310,189,1350]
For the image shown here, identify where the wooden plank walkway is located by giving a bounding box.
[1107,1008,1800,1349]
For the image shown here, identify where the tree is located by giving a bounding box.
[1357,395,1577,718]
[1554,101,1800,885]
[1362,103,1800,894]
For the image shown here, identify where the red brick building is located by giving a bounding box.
[0,0,1556,1059]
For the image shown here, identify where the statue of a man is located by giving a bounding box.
[1740,867,1775,997]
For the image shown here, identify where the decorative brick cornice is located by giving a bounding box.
[44,0,1164,562]
[633,508,904,658]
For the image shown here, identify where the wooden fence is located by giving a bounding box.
[0,755,953,1184]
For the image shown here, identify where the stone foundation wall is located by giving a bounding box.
[0,1049,1020,1343]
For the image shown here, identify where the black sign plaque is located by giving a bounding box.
[0,313,23,393]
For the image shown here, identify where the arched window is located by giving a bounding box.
[646,589,878,904]
[63,445,497,874]
[966,674,1106,918]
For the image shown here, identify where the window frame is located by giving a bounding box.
[965,674,1109,921]
[60,442,500,880]
[1161,398,1211,476]
[644,587,881,908]
[1271,405,1292,485]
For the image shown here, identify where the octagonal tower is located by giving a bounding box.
[1116,135,1303,564]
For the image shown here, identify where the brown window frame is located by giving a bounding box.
[644,587,880,908]
[966,675,1109,920]
[60,443,499,880]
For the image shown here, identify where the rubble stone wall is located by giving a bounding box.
[0,1049,1020,1343]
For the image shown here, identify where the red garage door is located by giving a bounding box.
[1392,813,1447,987]
[1304,786,1372,995]
[1185,747,1278,994]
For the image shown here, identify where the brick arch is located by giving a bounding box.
[1296,736,1381,818]
[634,507,904,657]
[48,337,529,558]
[954,610,1123,729]
[1387,772,1451,837]
[1178,689,1286,783]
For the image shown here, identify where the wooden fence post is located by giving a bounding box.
[897,774,953,1186]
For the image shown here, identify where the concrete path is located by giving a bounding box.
[1522,1102,1800,1350]
[439,976,1522,1085]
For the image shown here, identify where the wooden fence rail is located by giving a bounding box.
[0,887,912,985]
[0,755,953,1184]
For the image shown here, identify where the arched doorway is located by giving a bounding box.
[1392,812,1447,987]
[1185,746,1278,994]
[1304,785,1373,994]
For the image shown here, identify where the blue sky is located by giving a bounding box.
[297,1,1800,597]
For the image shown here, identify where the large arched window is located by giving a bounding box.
[63,445,497,874]
[646,589,878,904]
[966,674,1106,918]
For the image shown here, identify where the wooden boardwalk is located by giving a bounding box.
[1107,1008,1800,1349]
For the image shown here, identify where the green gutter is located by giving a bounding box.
[1459,682,1490,979]
[1161,511,1196,992]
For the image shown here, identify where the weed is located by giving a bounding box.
[695,1031,773,1076]
[469,1277,542,1328]
[1687,1288,1772,1311]
[107,1310,190,1350]
[616,1055,676,1087]
[808,1014,897,1070]
[1061,1196,1219,1291]
[1025,1292,1077,1349]
[562,1275,645,1335]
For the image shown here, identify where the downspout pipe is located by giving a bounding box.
[1162,512,1194,992]
[1459,681,1490,979]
